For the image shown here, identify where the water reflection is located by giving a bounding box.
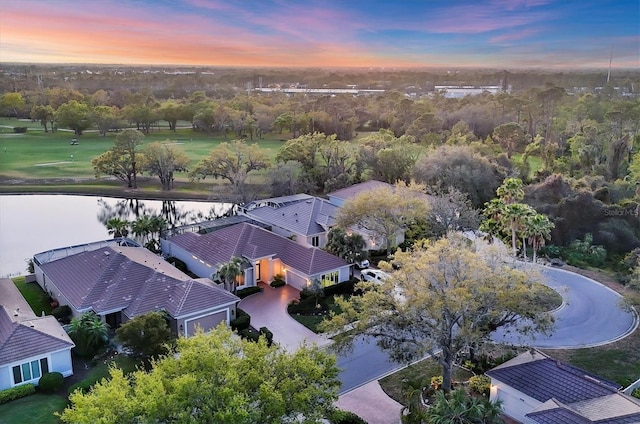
[0,194,233,277]
[97,198,233,228]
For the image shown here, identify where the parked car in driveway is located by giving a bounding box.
[355,259,370,270]
[361,269,390,283]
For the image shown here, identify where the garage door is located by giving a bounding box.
[286,270,307,290]
[185,310,228,336]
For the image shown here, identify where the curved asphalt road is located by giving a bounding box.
[492,264,637,348]
[339,264,638,394]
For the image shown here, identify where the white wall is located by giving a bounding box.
[490,380,539,423]
[0,366,11,391]
[50,349,74,377]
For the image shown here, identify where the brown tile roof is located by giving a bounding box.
[168,223,348,276]
[39,247,239,319]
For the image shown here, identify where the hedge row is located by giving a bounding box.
[231,308,251,331]
[0,384,36,404]
[237,286,262,299]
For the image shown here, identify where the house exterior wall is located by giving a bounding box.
[0,348,73,390]
[160,239,214,278]
[490,379,540,423]
[178,306,234,337]
[285,269,308,290]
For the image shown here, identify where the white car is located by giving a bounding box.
[360,269,390,283]
[355,259,370,270]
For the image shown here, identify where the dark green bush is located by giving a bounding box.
[13,127,27,133]
[52,304,72,320]
[238,328,260,342]
[236,286,262,298]
[259,327,273,346]
[270,279,286,288]
[38,372,64,393]
[231,309,250,331]
[329,409,368,424]
[0,384,36,404]
[323,280,355,297]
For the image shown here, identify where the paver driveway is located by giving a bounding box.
[238,283,330,352]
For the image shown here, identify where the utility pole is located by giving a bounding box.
[606,46,613,83]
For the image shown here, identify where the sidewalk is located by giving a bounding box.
[336,381,403,424]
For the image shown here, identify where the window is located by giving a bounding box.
[311,236,320,247]
[12,358,48,385]
[320,271,339,288]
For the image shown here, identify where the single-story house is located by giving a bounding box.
[239,194,339,249]
[161,222,351,291]
[34,244,240,337]
[486,350,640,423]
[0,278,74,390]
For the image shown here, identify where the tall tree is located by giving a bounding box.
[321,235,554,392]
[67,312,109,358]
[191,140,270,203]
[524,213,555,263]
[140,142,190,191]
[215,256,244,293]
[335,183,430,255]
[325,228,368,265]
[106,217,129,238]
[0,92,27,118]
[426,187,479,237]
[30,104,54,132]
[55,100,92,135]
[60,325,340,424]
[492,122,525,159]
[114,129,144,188]
[92,129,144,188]
[115,311,175,367]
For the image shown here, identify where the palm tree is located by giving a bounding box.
[67,312,109,357]
[501,203,536,258]
[131,215,153,244]
[215,256,244,294]
[106,217,129,238]
[427,389,502,424]
[496,177,524,205]
[525,213,555,263]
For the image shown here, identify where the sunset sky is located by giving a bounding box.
[1,0,638,69]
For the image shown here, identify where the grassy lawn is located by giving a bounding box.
[0,125,286,181]
[379,359,474,405]
[0,394,67,424]
[288,295,342,333]
[67,354,138,395]
[12,276,53,316]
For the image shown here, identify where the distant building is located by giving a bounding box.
[434,85,502,98]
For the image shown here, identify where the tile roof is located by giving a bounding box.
[168,222,348,276]
[246,197,339,236]
[39,247,239,319]
[487,356,619,404]
[527,396,640,424]
[326,180,393,202]
[0,286,75,365]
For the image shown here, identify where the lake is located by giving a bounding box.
[0,194,232,277]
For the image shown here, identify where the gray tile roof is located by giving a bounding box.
[487,357,619,404]
[326,180,393,202]
[246,197,339,236]
[0,307,74,365]
[527,398,640,424]
[39,247,239,319]
[243,194,314,211]
[168,222,348,276]
[526,403,592,424]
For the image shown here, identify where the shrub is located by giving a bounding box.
[0,383,35,404]
[632,387,640,399]
[259,326,273,346]
[238,328,260,342]
[323,280,355,297]
[271,273,286,286]
[13,127,27,133]
[329,409,368,424]
[52,304,72,320]
[38,372,64,393]
[236,286,262,299]
[430,376,443,390]
[230,310,251,331]
[469,375,491,396]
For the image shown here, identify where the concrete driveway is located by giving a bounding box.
[492,264,638,348]
[239,283,330,352]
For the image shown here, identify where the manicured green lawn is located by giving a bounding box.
[379,359,474,405]
[0,125,286,180]
[288,296,342,333]
[12,276,53,316]
[0,394,66,424]
[67,354,138,395]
